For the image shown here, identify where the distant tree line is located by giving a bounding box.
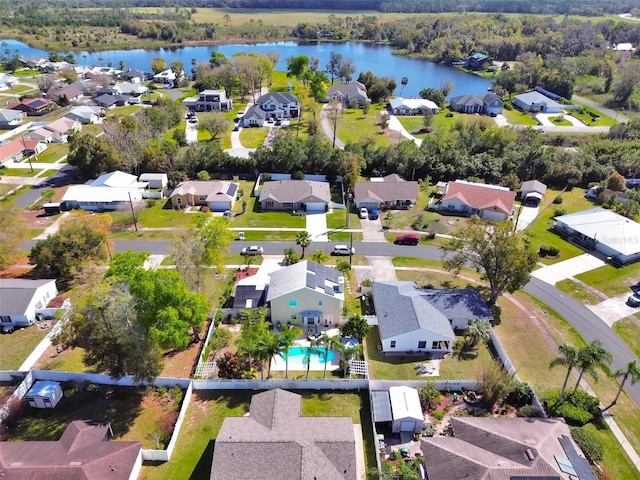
[9,0,636,15]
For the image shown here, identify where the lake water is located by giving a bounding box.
[2,39,491,98]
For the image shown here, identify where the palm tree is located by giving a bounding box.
[573,340,613,393]
[303,339,322,379]
[255,330,282,379]
[331,336,363,378]
[296,230,313,258]
[550,344,580,401]
[604,360,640,411]
[278,325,302,379]
[320,332,333,379]
[399,76,408,96]
[463,319,491,349]
[311,249,329,265]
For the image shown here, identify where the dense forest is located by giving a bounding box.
[0,0,638,15]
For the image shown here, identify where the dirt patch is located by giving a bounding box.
[20,209,58,231]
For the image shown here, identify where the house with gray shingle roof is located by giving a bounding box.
[256,92,300,119]
[421,416,595,480]
[354,174,418,210]
[259,179,331,212]
[449,93,503,115]
[513,91,564,113]
[267,260,344,328]
[210,389,357,480]
[0,419,142,480]
[65,105,102,124]
[0,279,58,327]
[372,282,492,354]
[327,81,369,108]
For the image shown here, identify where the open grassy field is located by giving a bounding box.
[139,389,375,480]
[613,316,640,359]
[137,199,198,229]
[336,104,389,147]
[31,143,68,163]
[238,125,269,148]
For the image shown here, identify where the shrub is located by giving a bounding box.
[539,245,560,258]
[517,405,545,417]
[570,427,604,463]
[431,410,445,421]
[543,390,600,426]
[146,199,157,208]
[553,207,567,217]
[506,381,533,407]
[553,195,563,204]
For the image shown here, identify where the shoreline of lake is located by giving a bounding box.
[1,39,492,98]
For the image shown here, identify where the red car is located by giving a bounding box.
[394,234,419,245]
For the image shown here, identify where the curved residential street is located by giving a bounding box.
[573,94,629,124]
[22,237,640,410]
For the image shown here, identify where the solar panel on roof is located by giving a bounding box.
[227,183,238,197]
[554,455,577,477]
[559,435,597,480]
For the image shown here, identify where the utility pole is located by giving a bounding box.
[20,135,33,173]
[128,191,138,232]
[346,189,353,267]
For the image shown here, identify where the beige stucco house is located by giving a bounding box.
[267,260,344,330]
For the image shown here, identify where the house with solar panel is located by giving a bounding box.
[267,260,345,330]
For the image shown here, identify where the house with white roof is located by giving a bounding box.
[554,207,640,265]
[61,170,146,211]
[513,91,564,113]
[0,109,24,128]
[612,42,635,58]
[0,279,58,328]
[372,281,492,354]
[0,73,18,90]
[65,105,102,124]
[153,68,182,85]
[182,89,233,112]
[138,173,168,189]
[389,97,438,115]
[267,260,344,328]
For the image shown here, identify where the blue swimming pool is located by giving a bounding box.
[286,346,335,363]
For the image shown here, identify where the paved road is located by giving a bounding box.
[573,94,629,124]
[21,236,640,407]
[13,164,79,209]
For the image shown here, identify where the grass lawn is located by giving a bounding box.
[139,389,375,480]
[574,262,640,297]
[397,111,467,137]
[0,183,15,197]
[234,230,299,241]
[526,187,594,265]
[396,269,484,292]
[137,200,197,228]
[365,327,494,380]
[36,347,91,373]
[0,324,50,370]
[328,231,363,242]
[501,107,539,126]
[10,384,183,450]
[0,167,43,177]
[104,105,142,121]
[548,115,573,126]
[201,269,235,307]
[225,253,264,266]
[238,126,269,148]
[326,208,361,230]
[110,230,175,241]
[32,143,68,163]
[613,316,640,359]
[555,279,603,306]
[231,194,306,229]
[569,101,616,127]
[336,104,389,147]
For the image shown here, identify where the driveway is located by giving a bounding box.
[587,294,639,327]
[305,213,328,242]
[530,253,606,285]
[185,120,198,145]
[492,114,509,127]
[515,205,539,231]
[536,113,587,128]
[360,217,386,242]
[319,104,345,149]
[385,114,422,146]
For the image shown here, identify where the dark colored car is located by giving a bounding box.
[628,293,640,307]
[395,234,420,245]
[369,208,379,220]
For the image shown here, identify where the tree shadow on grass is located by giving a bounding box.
[452,340,479,361]
[189,439,215,480]
[207,390,254,411]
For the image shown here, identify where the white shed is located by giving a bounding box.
[139,173,168,189]
[389,386,423,433]
[25,381,63,409]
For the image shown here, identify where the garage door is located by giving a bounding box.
[358,202,378,210]
[400,421,415,432]
[306,203,325,212]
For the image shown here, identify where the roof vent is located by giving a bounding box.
[69,461,83,466]
[525,449,535,461]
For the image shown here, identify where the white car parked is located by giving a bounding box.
[359,207,368,219]
[331,245,355,256]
